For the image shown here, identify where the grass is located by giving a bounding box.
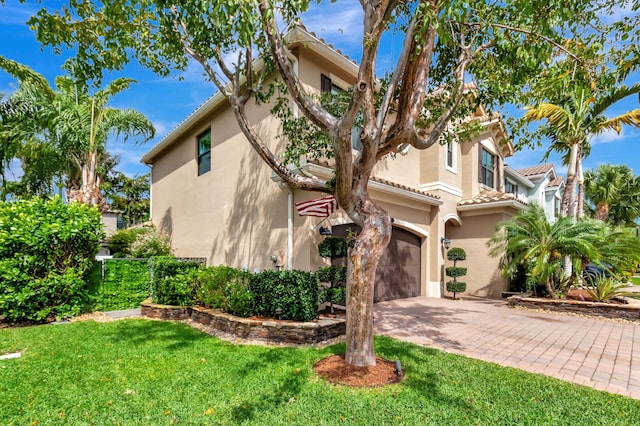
[1,320,639,425]
[631,276,640,286]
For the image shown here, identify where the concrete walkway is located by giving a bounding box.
[374,296,640,399]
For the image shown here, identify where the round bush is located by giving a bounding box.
[445,266,467,278]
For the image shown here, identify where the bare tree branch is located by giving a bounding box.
[257,0,337,133]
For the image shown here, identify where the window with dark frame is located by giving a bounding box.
[321,73,362,150]
[480,148,495,188]
[197,129,211,176]
[505,179,518,194]
[446,141,454,168]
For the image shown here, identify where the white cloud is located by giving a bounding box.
[301,0,364,45]
[591,128,626,145]
[0,4,37,26]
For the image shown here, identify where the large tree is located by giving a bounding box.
[0,56,155,208]
[26,0,628,366]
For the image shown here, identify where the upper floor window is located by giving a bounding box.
[505,179,518,194]
[197,129,211,176]
[446,141,454,169]
[321,73,342,95]
[480,148,495,188]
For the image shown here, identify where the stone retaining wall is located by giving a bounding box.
[508,296,640,321]
[141,300,346,345]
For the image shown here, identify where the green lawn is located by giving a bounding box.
[1,320,638,425]
[631,276,640,286]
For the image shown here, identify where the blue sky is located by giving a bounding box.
[1,0,638,179]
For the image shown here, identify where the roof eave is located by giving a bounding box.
[457,200,527,212]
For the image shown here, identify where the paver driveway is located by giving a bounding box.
[374,296,640,399]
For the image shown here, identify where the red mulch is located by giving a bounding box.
[313,354,404,387]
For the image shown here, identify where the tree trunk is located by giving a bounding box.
[576,149,584,218]
[594,202,609,221]
[66,153,107,211]
[560,143,579,218]
[344,201,391,367]
[545,279,557,299]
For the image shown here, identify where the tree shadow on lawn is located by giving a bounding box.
[101,319,210,351]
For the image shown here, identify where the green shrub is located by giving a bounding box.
[318,237,348,258]
[224,277,254,317]
[191,265,248,309]
[445,247,467,300]
[153,274,194,306]
[250,270,319,321]
[107,228,143,258]
[319,286,346,306]
[108,227,172,258]
[316,265,347,283]
[151,257,204,305]
[0,197,104,322]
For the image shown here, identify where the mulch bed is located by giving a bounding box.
[314,354,404,387]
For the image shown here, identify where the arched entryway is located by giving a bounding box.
[331,224,422,302]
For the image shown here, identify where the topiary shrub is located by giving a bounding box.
[316,265,347,312]
[318,237,348,258]
[0,197,104,322]
[446,281,467,295]
[445,247,467,300]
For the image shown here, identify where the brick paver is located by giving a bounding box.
[374,296,640,400]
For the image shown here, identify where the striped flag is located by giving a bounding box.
[295,196,338,217]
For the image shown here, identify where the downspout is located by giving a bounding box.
[287,186,294,270]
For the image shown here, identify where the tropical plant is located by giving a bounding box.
[28,0,627,366]
[584,276,632,303]
[522,85,640,219]
[0,56,155,209]
[584,164,640,226]
[488,204,603,298]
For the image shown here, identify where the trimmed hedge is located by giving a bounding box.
[0,197,104,322]
[151,257,204,306]
[446,281,467,293]
[86,259,151,311]
[250,270,319,321]
[445,267,468,278]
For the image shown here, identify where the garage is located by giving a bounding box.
[331,224,422,302]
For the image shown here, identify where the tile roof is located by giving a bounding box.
[517,163,554,177]
[547,176,565,187]
[458,190,528,207]
[369,176,440,200]
[309,159,439,199]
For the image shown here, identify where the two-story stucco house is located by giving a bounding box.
[141,25,563,300]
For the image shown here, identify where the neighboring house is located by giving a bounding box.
[504,164,564,223]
[141,25,563,300]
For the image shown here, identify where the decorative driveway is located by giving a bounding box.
[374,296,640,399]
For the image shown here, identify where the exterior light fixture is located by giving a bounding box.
[319,226,332,235]
[441,237,451,250]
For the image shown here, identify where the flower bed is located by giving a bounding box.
[140,299,346,345]
[507,296,640,321]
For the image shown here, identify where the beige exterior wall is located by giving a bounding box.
[445,210,517,298]
[146,33,527,299]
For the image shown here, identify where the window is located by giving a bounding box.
[320,73,342,95]
[322,74,362,151]
[197,129,211,176]
[446,141,454,168]
[505,179,518,194]
[480,148,495,188]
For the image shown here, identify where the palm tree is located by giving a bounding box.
[584,164,640,225]
[488,204,603,298]
[0,56,154,209]
[523,85,640,218]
